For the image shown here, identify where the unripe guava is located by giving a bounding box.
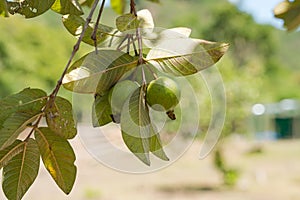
[146,77,181,112]
[109,80,139,114]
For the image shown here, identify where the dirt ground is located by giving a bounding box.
[1,125,300,200]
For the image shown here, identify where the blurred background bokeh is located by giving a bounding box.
[1,0,300,199]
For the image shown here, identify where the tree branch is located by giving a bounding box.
[48,0,100,105]
[92,0,106,54]
[26,0,101,139]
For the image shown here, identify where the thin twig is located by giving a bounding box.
[130,35,138,56]
[130,0,137,16]
[119,36,137,52]
[25,0,101,139]
[129,0,145,85]
[130,0,144,65]
[117,35,129,50]
[24,113,44,141]
[92,0,106,54]
[136,28,144,64]
[49,0,100,104]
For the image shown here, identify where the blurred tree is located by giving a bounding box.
[0,17,90,98]
[202,3,278,69]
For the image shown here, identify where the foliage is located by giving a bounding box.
[202,3,277,67]
[0,0,229,199]
[0,87,77,199]
[274,0,300,31]
[2,0,299,198]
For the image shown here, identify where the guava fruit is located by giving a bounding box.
[146,76,181,112]
[108,80,139,114]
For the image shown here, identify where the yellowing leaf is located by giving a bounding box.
[274,0,300,31]
[2,139,40,200]
[45,96,77,139]
[51,0,83,15]
[35,127,77,194]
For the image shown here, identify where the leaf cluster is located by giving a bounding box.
[0,0,84,18]
[0,88,77,199]
[61,9,228,165]
[0,0,229,199]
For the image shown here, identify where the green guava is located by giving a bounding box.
[146,76,181,112]
[108,80,139,114]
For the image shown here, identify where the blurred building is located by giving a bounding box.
[251,99,300,140]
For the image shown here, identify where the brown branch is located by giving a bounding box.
[48,0,100,105]
[26,0,101,139]
[92,0,106,54]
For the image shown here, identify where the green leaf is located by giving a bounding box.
[121,86,151,165]
[7,0,56,18]
[0,140,23,169]
[146,39,229,76]
[0,88,47,123]
[51,0,83,15]
[116,13,140,32]
[0,112,41,151]
[62,50,138,95]
[62,14,115,46]
[111,0,126,14]
[45,96,77,139]
[35,127,77,194]
[121,132,150,165]
[2,139,40,200]
[0,88,47,150]
[274,0,300,31]
[92,93,112,127]
[0,0,9,17]
[149,127,169,161]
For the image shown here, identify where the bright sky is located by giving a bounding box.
[229,0,284,28]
